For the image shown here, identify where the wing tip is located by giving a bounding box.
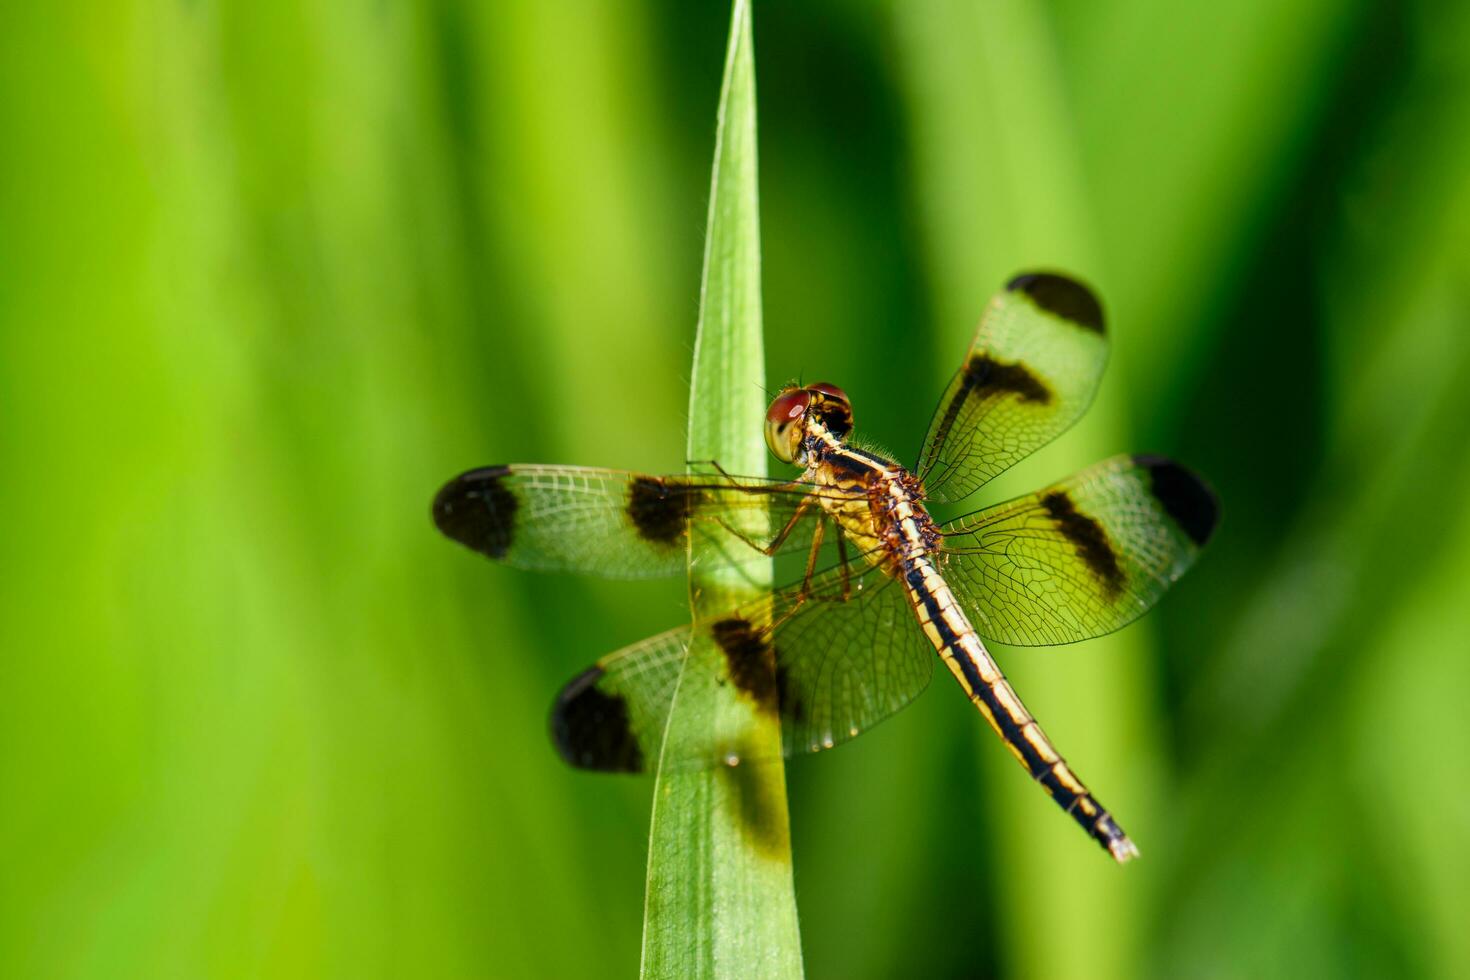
[1132,455,1219,547]
[1006,271,1106,335]
[433,465,517,559]
[549,665,646,773]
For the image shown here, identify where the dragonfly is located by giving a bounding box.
[433,272,1217,862]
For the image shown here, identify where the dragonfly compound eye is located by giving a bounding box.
[807,381,849,405]
[765,388,811,463]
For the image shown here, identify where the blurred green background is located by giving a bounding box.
[4,1,1469,977]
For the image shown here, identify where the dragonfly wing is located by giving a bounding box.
[551,557,935,772]
[937,455,1219,646]
[433,465,854,579]
[551,626,689,773]
[767,561,934,759]
[916,273,1109,504]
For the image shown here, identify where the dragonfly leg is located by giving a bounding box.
[695,459,790,485]
[712,493,817,558]
[751,518,829,639]
[798,515,826,597]
[800,524,855,603]
[687,458,727,476]
[695,458,815,496]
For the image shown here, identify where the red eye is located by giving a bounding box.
[765,389,811,425]
[765,389,810,464]
[808,382,849,404]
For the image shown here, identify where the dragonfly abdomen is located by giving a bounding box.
[899,557,1140,863]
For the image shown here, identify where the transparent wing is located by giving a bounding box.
[433,464,859,579]
[551,557,935,772]
[767,561,934,759]
[915,272,1109,504]
[936,455,1219,646]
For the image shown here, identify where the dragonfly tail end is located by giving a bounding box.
[1108,835,1141,863]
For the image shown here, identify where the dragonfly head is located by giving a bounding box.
[764,382,853,464]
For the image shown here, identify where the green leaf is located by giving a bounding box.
[640,2,804,978]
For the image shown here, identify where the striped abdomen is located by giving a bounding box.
[900,558,1139,862]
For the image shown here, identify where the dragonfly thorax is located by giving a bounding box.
[874,470,942,565]
[795,416,942,568]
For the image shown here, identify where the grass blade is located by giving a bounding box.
[640,2,803,977]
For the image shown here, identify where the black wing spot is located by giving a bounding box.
[966,354,1052,405]
[925,357,1052,473]
[550,666,645,773]
[1041,491,1126,596]
[711,617,778,714]
[433,466,518,559]
[626,476,700,544]
[1006,271,1105,334]
[1133,455,1219,547]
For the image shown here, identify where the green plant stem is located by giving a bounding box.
[639,2,803,978]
